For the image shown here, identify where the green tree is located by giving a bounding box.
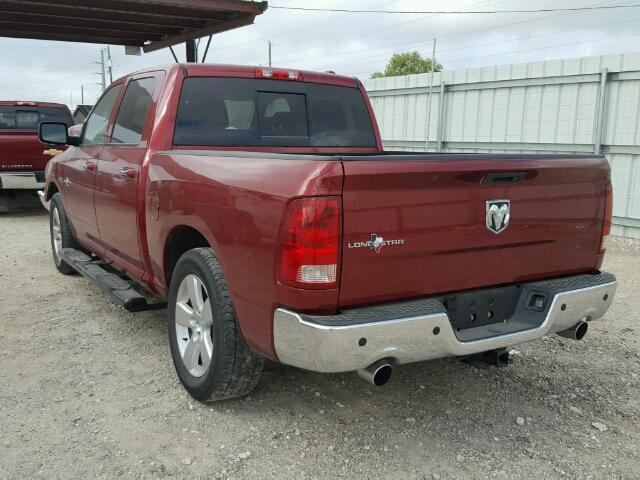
[371,51,442,79]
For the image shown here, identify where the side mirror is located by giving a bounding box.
[39,122,80,146]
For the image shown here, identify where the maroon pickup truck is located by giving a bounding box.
[38,64,616,401]
[0,101,74,190]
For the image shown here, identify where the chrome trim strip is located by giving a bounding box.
[273,279,617,373]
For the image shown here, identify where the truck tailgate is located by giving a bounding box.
[339,155,609,307]
[0,131,49,171]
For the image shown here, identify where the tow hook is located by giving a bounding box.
[460,348,511,369]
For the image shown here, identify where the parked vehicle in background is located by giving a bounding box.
[0,101,74,190]
[38,64,616,402]
[73,105,93,124]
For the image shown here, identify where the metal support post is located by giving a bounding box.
[186,39,197,63]
[437,81,446,152]
[594,68,608,155]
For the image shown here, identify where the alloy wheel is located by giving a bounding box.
[52,207,63,263]
[175,274,214,378]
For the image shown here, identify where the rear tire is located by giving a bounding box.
[168,248,264,402]
[49,193,80,275]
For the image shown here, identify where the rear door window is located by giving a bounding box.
[0,106,74,130]
[15,110,40,129]
[110,77,156,145]
[39,107,74,124]
[173,77,376,147]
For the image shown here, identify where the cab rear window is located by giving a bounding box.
[173,77,376,148]
[0,106,74,130]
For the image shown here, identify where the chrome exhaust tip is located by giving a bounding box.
[357,360,393,386]
[557,321,589,341]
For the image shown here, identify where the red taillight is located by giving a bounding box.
[15,101,37,106]
[255,67,302,81]
[279,197,341,289]
[600,183,613,253]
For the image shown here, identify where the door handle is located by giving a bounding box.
[118,167,136,179]
[481,171,527,184]
[83,161,96,172]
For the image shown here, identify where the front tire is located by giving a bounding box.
[49,193,80,275]
[168,248,263,402]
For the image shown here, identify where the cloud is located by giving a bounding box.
[0,0,638,107]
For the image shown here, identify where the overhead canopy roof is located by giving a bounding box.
[0,0,268,53]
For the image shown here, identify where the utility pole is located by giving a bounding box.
[107,46,113,83]
[268,41,272,67]
[81,85,85,104]
[425,38,437,152]
[94,49,106,91]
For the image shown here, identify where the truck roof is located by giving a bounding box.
[120,64,360,88]
[0,101,70,108]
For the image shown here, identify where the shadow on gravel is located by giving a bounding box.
[0,191,47,216]
[229,355,520,419]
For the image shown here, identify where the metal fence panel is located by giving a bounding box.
[365,53,640,238]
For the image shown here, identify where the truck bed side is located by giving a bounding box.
[145,151,343,357]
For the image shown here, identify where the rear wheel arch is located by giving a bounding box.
[46,182,59,201]
[164,225,213,286]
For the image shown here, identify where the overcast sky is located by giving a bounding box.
[1,0,639,107]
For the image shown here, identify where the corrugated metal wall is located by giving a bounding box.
[364,53,640,238]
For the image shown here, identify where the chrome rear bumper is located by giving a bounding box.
[273,273,617,373]
[0,172,45,190]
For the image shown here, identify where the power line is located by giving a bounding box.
[207,0,401,52]
[203,0,628,65]
[257,0,626,65]
[344,32,640,78]
[438,16,640,54]
[270,3,640,14]
[209,0,502,60]
[302,15,640,71]
[443,31,640,64]
[252,0,510,63]
[267,0,633,76]
[437,0,631,39]
[347,28,640,76]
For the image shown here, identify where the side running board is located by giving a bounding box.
[61,248,167,312]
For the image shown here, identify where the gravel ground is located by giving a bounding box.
[0,194,638,479]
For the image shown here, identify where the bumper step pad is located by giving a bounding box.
[61,248,166,312]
